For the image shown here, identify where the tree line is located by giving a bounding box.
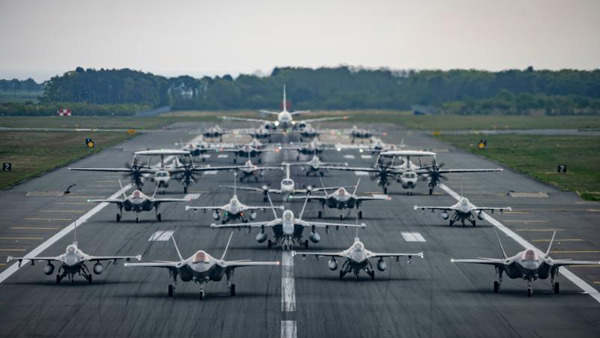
[2,66,600,115]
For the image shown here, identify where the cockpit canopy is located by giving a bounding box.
[192,250,210,264]
[132,190,144,199]
[282,179,294,186]
[230,198,239,206]
[66,244,77,253]
[155,171,169,178]
[336,188,348,196]
[460,198,469,205]
[283,210,294,221]
[522,249,539,261]
[352,241,365,251]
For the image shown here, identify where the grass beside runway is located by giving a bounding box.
[0,131,134,189]
[436,134,600,201]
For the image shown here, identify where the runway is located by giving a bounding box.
[1,121,599,337]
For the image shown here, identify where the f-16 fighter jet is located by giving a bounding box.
[414,196,511,226]
[293,235,423,281]
[125,233,279,299]
[452,231,600,297]
[87,181,190,222]
[211,195,367,251]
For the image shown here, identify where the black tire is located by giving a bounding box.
[383,187,388,194]
[88,275,93,284]
[358,211,363,219]
[472,220,476,227]
[449,220,454,227]
[493,281,499,293]
[429,188,433,195]
[339,214,343,220]
[184,186,188,194]
[233,159,237,164]
[554,282,560,294]
[168,285,174,297]
[304,240,309,249]
[230,284,236,296]
[136,217,139,223]
[318,211,322,218]
[199,291,205,300]
[370,271,375,280]
[157,214,162,222]
[70,279,74,285]
[527,288,532,297]
[116,214,121,222]
[267,240,272,249]
[356,274,359,282]
[339,271,344,280]
[56,275,61,284]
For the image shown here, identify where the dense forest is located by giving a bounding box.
[2,66,600,115]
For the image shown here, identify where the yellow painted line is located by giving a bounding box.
[24,217,72,221]
[504,220,548,223]
[11,227,59,230]
[0,237,43,241]
[0,249,26,252]
[550,250,600,254]
[0,264,5,267]
[55,202,88,205]
[595,282,600,284]
[532,239,584,242]
[516,228,564,232]
[40,210,84,214]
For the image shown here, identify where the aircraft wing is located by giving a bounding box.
[425,168,503,174]
[211,220,280,229]
[355,195,392,202]
[258,110,279,115]
[319,166,379,173]
[69,167,154,173]
[367,252,424,260]
[85,255,142,262]
[225,260,280,269]
[186,205,224,212]
[451,258,506,266]
[6,255,61,266]
[299,220,367,229]
[124,261,179,272]
[153,197,191,203]
[297,116,347,124]
[292,250,345,259]
[220,185,279,194]
[189,165,239,172]
[413,205,453,212]
[87,198,124,204]
[471,207,512,213]
[222,116,272,123]
[289,110,311,116]
[550,259,600,267]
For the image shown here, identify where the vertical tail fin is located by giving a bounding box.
[220,231,235,260]
[545,231,557,257]
[494,229,508,259]
[233,172,237,197]
[171,236,184,262]
[282,84,287,112]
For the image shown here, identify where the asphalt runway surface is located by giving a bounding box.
[1,121,599,337]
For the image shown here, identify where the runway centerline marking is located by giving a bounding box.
[148,231,174,242]
[343,155,355,159]
[401,232,426,242]
[281,320,297,338]
[217,154,229,158]
[360,155,373,159]
[281,250,297,338]
[354,171,370,176]
[440,183,600,304]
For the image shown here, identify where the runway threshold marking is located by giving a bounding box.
[401,232,426,242]
[281,251,297,338]
[440,183,600,304]
[148,231,174,242]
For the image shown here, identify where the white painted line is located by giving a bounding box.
[185,193,201,200]
[401,232,426,242]
[281,251,296,312]
[217,154,229,158]
[0,183,132,284]
[343,155,355,159]
[360,155,373,159]
[372,194,389,199]
[439,183,600,304]
[148,230,174,242]
[203,170,218,175]
[281,320,297,338]
[200,154,211,159]
[354,171,370,176]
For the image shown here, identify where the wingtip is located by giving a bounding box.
[450,258,455,263]
[136,255,142,261]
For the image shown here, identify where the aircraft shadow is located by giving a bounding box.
[7,280,141,287]
[294,275,427,283]
[122,290,277,302]
[452,288,586,298]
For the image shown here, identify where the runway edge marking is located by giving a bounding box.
[439,183,600,304]
[0,183,132,284]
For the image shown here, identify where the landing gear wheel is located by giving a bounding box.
[318,211,322,218]
[233,159,237,164]
[449,220,454,227]
[116,214,121,222]
[88,275,93,284]
[356,274,360,282]
[184,186,188,194]
[554,282,560,294]
[429,188,433,195]
[493,281,499,293]
[70,278,74,285]
[136,217,139,223]
[339,214,343,220]
[527,288,532,297]
[339,271,345,280]
[304,240,309,249]
[472,220,476,227]
[157,214,162,222]
[168,284,174,297]
[267,240,272,249]
[230,284,236,296]
[383,187,388,194]
[369,271,375,280]
[258,158,262,164]
[56,275,61,284]
[462,220,465,227]
[358,211,363,219]
[199,291,205,300]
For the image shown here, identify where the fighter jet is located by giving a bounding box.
[203,125,226,140]
[175,137,215,160]
[452,231,600,296]
[228,159,282,182]
[235,125,278,140]
[216,138,276,164]
[294,178,391,219]
[87,182,190,222]
[222,85,346,130]
[125,233,279,299]
[348,125,386,143]
[293,231,423,280]
[282,139,336,161]
[285,155,347,177]
[414,196,511,226]
[226,164,338,202]
[186,174,284,223]
[368,137,405,154]
[7,224,141,284]
[211,195,367,250]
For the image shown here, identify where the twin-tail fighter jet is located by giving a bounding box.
[125,232,279,299]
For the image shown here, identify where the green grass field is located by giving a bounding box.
[0,131,133,189]
[436,134,600,201]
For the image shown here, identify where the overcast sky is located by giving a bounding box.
[1,0,599,81]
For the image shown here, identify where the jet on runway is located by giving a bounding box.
[347,125,386,143]
[203,125,226,140]
[414,196,511,226]
[125,233,279,299]
[211,195,367,250]
[293,236,423,280]
[285,155,347,177]
[87,182,190,222]
[452,231,600,296]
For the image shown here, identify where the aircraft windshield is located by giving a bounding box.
[337,188,347,196]
[522,249,539,261]
[283,210,293,221]
[192,251,210,263]
[132,190,143,198]
[460,198,469,205]
[353,242,364,251]
[282,179,293,185]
